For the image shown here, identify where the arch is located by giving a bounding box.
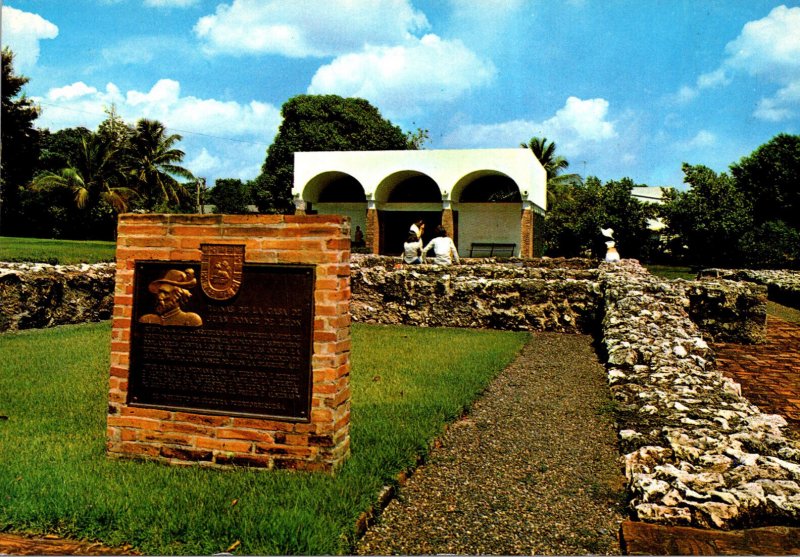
[451,171,523,256]
[374,171,442,204]
[301,171,365,204]
[451,171,522,203]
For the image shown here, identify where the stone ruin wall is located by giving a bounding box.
[601,261,800,529]
[0,256,772,344]
[699,268,800,309]
[0,262,115,332]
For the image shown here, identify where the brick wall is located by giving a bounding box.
[107,214,351,472]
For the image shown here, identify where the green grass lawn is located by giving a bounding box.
[0,321,527,555]
[643,264,696,280]
[0,237,116,264]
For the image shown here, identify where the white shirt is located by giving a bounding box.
[403,239,423,263]
[423,236,459,265]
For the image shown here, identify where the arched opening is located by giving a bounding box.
[452,172,522,257]
[375,171,444,255]
[302,172,367,246]
[459,175,521,203]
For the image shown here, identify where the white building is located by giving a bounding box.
[631,186,671,231]
[292,148,547,257]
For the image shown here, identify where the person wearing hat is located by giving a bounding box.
[139,268,203,327]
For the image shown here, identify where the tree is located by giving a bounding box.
[544,176,653,259]
[730,133,800,230]
[253,94,410,213]
[35,127,94,175]
[31,133,133,239]
[97,104,134,151]
[1,48,41,234]
[660,164,752,266]
[521,136,582,209]
[126,119,195,212]
[209,178,252,214]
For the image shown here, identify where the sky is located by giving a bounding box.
[3,0,800,191]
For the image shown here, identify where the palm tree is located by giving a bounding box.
[32,134,132,212]
[126,119,195,211]
[521,136,582,209]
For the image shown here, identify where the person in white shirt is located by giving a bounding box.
[402,232,423,264]
[423,225,460,266]
[409,218,424,240]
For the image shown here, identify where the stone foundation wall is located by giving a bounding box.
[1,257,768,345]
[699,268,800,310]
[350,255,767,342]
[602,261,799,529]
[351,256,603,333]
[0,262,115,332]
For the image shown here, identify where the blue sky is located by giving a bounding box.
[3,0,800,191]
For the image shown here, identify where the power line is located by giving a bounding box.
[34,100,273,147]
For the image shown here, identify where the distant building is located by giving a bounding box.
[292,149,547,257]
[631,186,671,231]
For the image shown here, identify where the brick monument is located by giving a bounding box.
[106,214,351,472]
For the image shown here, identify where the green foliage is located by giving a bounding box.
[209,178,252,214]
[545,176,654,259]
[522,136,582,209]
[659,164,752,266]
[30,134,134,239]
[0,236,116,264]
[730,133,800,230]
[738,220,800,269]
[125,119,195,212]
[253,94,410,213]
[1,48,41,235]
[0,322,526,555]
[36,127,93,175]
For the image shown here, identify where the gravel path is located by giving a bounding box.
[356,332,627,555]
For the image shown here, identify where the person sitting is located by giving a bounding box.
[402,232,423,264]
[422,225,460,266]
[409,218,425,240]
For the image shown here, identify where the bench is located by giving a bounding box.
[468,243,516,257]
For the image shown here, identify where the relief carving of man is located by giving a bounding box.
[139,268,203,327]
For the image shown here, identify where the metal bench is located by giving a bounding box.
[468,243,516,257]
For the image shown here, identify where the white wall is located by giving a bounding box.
[315,203,366,240]
[456,204,521,256]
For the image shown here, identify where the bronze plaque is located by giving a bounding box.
[127,261,315,421]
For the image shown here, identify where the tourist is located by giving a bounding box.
[422,225,460,266]
[402,232,424,264]
[353,225,365,248]
[409,218,425,240]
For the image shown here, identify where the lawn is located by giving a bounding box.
[0,237,116,264]
[0,321,527,555]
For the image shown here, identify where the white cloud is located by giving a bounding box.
[443,96,617,155]
[724,5,800,79]
[187,148,222,175]
[34,79,280,185]
[145,0,198,6]
[754,80,800,121]
[675,5,800,120]
[683,130,717,150]
[696,68,730,89]
[0,6,58,71]
[195,0,429,57]
[307,34,495,118]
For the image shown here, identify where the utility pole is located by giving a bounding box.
[196,177,206,214]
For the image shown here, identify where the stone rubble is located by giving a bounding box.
[698,268,800,310]
[601,260,800,529]
[0,262,115,332]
